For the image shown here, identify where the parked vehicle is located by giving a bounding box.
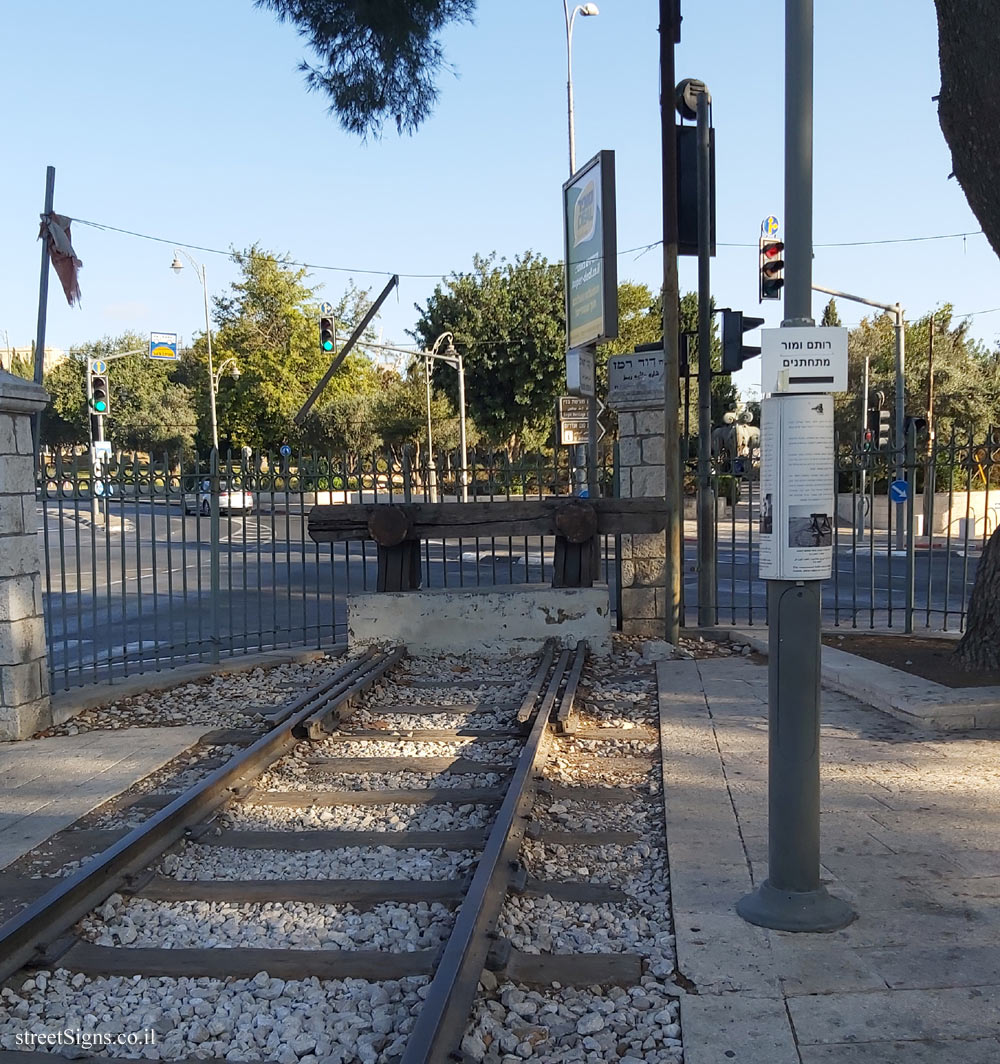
[184,479,254,515]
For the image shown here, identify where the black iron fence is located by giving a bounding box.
[39,448,617,691]
[38,429,997,691]
[703,427,997,632]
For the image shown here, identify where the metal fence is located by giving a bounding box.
[702,427,997,632]
[39,448,617,691]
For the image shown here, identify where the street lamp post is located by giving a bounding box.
[425,331,469,503]
[170,250,220,451]
[564,2,599,175]
[564,2,599,495]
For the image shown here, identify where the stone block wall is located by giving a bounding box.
[615,402,668,638]
[0,371,50,740]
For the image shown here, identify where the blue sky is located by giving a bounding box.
[2,1,996,399]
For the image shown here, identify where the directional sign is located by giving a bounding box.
[90,359,107,375]
[279,444,292,458]
[559,396,589,420]
[319,301,334,315]
[560,422,589,446]
[890,479,909,504]
[763,215,780,237]
[149,332,179,361]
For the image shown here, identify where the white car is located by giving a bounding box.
[185,479,255,516]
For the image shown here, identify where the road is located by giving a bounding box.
[40,499,980,690]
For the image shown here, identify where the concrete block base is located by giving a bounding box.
[348,585,612,657]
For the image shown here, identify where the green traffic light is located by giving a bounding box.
[322,340,334,351]
[94,400,107,412]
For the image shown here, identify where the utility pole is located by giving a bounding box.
[659,0,683,644]
[923,316,935,539]
[736,0,853,933]
[32,166,56,466]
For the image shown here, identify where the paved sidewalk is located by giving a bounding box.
[0,727,207,869]
[659,656,1000,1063]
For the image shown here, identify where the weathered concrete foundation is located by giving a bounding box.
[348,584,611,657]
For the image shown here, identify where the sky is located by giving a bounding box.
[2,0,997,401]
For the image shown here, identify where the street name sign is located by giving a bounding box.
[608,350,664,405]
[761,326,847,394]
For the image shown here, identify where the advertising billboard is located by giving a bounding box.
[563,150,618,349]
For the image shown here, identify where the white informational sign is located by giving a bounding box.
[607,350,664,406]
[758,394,835,581]
[566,347,595,398]
[761,327,848,394]
[149,332,179,361]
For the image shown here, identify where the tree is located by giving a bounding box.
[411,251,565,454]
[256,0,475,137]
[41,334,198,454]
[177,247,382,451]
[821,298,842,327]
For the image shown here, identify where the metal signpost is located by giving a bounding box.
[736,0,854,933]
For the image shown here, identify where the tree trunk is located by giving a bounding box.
[955,525,1000,671]
[935,1,1000,257]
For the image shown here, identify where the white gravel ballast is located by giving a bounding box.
[80,897,456,952]
[0,972,429,1063]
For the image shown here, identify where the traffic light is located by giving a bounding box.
[878,408,891,449]
[862,428,875,452]
[904,415,928,437]
[759,238,785,302]
[721,309,765,373]
[90,373,110,415]
[319,315,335,354]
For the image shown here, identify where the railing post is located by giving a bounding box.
[905,423,917,633]
[209,447,221,663]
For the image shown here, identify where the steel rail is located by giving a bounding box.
[0,647,403,984]
[400,641,576,1064]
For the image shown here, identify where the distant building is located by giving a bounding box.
[0,346,68,375]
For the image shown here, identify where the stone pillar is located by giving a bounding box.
[616,402,668,637]
[0,371,51,740]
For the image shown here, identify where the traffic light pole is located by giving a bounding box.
[695,83,716,627]
[659,0,683,645]
[813,283,906,550]
[736,0,853,933]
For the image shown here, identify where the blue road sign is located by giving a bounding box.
[149,332,179,361]
[890,479,909,504]
[319,302,334,314]
[279,444,292,458]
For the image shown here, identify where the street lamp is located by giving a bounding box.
[564,2,599,495]
[564,2,599,175]
[212,357,240,392]
[170,250,220,451]
[425,332,469,503]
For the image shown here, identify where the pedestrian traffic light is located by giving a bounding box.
[862,428,874,452]
[721,309,765,373]
[759,238,784,302]
[878,408,891,449]
[90,373,110,415]
[319,315,335,353]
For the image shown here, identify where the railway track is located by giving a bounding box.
[0,639,675,1064]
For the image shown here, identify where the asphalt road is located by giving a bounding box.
[40,500,980,690]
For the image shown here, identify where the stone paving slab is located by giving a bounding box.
[0,726,207,868]
[659,655,1000,1064]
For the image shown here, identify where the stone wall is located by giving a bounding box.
[0,372,50,740]
[616,403,668,637]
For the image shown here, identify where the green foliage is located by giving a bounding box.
[821,298,842,327]
[256,0,476,138]
[833,305,1000,447]
[176,247,383,451]
[411,251,565,453]
[42,334,197,454]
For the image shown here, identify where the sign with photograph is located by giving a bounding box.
[563,151,618,349]
[758,393,835,581]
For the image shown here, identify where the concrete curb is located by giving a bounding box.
[50,646,346,726]
[726,626,1000,731]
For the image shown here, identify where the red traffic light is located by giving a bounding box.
[762,240,784,260]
